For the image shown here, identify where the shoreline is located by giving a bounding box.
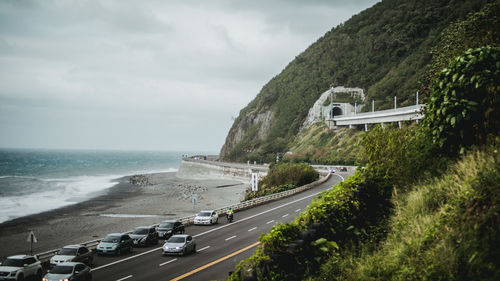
[0,171,248,259]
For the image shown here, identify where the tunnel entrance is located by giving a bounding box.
[331,106,343,118]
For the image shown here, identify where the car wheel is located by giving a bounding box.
[36,269,42,280]
[215,217,218,224]
[192,244,196,254]
[129,245,133,253]
[116,248,121,255]
[16,273,24,281]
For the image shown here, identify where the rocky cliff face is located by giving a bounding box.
[220,109,273,158]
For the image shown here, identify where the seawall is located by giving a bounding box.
[176,158,269,182]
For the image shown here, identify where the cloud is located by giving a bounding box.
[0,0,380,151]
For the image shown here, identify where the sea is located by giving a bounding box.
[0,148,197,224]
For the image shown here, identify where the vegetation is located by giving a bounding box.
[284,123,364,165]
[222,0,494,162]
[244,163,318,200]
[425,46,500,156]
[227,6,500,277]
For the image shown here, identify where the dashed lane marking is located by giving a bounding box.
[266,220,274,224]
[116,275,133,281]
[295,208,301,212]
[282,214,289,218]
[248,227,257,232]
[159,258,178,267]
[197,246,210,252]
[225,235,237,241]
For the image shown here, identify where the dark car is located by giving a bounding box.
[43,262,91,281]
[129,226,159,246]
[96,233,133,255]
[157,220,185,239]
[50,245,93,267]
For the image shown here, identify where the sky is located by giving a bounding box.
[0,0,380,152]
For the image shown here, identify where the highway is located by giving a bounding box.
[90,174,346,281]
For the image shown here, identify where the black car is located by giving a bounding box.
[96,233,133,255]
[129,226,159,246]
[157,220,185,239]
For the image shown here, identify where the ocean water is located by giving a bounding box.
[0,148,190,224]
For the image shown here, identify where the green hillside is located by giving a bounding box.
[224,0,500,279]
[221,0,497,163]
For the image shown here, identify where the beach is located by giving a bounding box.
[0,171,248,260]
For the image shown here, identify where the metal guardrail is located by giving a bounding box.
[34,173,332,262]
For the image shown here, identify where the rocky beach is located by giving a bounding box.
[0,170,249,260]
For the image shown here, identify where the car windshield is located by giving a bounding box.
[159,222,174,228]
[50,265,73,274]
[197,212,211,217]
[102,235,120,243]
[132,228,148,235]
[167,237,185,243]
[57,248,77,256]
[1,258,24,267]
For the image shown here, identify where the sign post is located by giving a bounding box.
[251,173,258,195]
[27,231,37,255]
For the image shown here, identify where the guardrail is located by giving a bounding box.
[34,172,332,263]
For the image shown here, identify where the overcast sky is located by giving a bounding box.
[0,0,379,152]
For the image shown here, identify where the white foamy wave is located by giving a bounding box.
[100,214,160,218]
[0,174,120,224]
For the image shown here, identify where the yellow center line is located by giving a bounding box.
[170,241,261,281]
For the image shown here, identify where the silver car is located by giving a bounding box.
[50,245,93,267]
[43,262,91,281]
[162,234,196,256]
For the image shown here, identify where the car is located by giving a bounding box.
[43,262,91,281]
[50,245,93,267]
[340,167,348,172]
[162,234,196,256]
[0,255,43,281]
[328,167,336,173]
[129,226,159,246]
[193,210,218,225]
[157,220,185,239]
[96,233,133,255]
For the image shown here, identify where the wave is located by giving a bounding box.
[0,168,178,224]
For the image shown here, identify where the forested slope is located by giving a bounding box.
[220,0,494,163]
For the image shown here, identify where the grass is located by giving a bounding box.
[315,145,500,280]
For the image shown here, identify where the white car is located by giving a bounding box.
[193,210,218,225]
[50,245,93,267]
[0,255,43,281]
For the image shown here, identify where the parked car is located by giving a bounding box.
[0,255,43,281]
[43,262,91,281]
[50,245,93,267]
[162,234,196,256]
[157,220,185,239]
[129,226,159,246]
[340,167,348,172]
[96,233,133,255]
[193,210,218,225]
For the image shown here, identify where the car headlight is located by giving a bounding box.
[9,271,17,276]
[167,230,172,233]
[42,278,49,281]
[111,245,118,249]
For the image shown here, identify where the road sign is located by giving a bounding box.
[251,173,258,192]
[27,231,37,243]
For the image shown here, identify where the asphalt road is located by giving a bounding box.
[90,174,346,281]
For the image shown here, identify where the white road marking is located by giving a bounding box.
[266,220,275,224]
[282,214,289,218]
[248,227,257,232]
[295,208,301,212]
[92,246,162,271]
[159,258,178,267]
[92,179,337,272]
[197,246,210,252]
[225,235,237,241]
[116,275,133,281]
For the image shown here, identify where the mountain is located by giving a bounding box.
[220,0,494,162]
